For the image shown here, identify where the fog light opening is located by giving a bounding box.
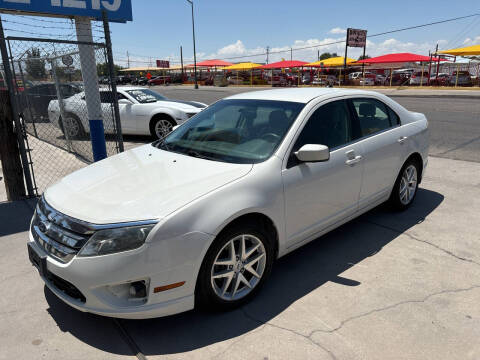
[129,281,147,298]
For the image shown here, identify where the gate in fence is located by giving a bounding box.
[4,34,123,196]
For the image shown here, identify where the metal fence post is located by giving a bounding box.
[50,58,72,151]
[75,16,107,162]
[102,11,124,153]
[0,16,35,197]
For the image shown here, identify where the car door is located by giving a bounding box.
[282,99,364,247]
[349,97,406,210]
[99,90,135,134]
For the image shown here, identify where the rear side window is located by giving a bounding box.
[351,98,399,137]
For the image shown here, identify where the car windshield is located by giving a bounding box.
[126,89,167,103]
[153,99,305,164]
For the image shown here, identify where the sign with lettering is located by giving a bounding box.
[156,60,170,68]
[0,0,132,23]
[346,28,367,48]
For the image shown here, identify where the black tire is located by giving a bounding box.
[388,158,421,211]
[196,220,275,311]
[59,113,85,140]
[149,116,175,140]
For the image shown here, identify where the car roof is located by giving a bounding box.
[225,88,379,104]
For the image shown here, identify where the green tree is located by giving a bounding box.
[97,63,124,77]
[319,52,338,60]
[25,48,46,80]
[358,55,371,61]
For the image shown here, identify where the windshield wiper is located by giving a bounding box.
[186,150,217,161]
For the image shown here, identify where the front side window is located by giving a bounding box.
[351,98,394,136]
[155,99,305,164]
[292,99,352,153]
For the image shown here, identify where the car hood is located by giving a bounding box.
[44,144,252,224]
[155,99,206,111]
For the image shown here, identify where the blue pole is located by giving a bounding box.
[75,17,107,162]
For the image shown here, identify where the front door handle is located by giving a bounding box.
[398,136,408,144]
[345,155,363,166]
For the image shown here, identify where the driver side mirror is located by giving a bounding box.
[118,99,132,105]
[295,144,330,162]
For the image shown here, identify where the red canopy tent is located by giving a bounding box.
[195,59,233,67]
[356,53,444,86]
[355,52,440,64]
[260,60,308,69]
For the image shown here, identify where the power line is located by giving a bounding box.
[218,12,480,60]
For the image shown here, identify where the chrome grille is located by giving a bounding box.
[31,197,93,263]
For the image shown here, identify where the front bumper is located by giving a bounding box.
[28,229,213,319]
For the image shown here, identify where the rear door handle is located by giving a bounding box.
[398,136,408,144]
[345,155,363,166]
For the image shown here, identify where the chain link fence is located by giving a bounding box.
[5,35,122,195]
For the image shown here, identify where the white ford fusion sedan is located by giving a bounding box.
[28,88,429,319]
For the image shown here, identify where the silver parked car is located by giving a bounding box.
[28,88,429,319]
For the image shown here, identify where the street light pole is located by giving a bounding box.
[186,0,198,89]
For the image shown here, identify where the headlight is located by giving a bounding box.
[78,225,155,257]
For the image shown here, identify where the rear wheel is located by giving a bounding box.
[388,159,420,210]
[60,113,85,140]
[196,221,274,311]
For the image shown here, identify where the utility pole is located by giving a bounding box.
[186,0,198,89]
[126,50,130,68]
[290,48,292,61]
[180,45,184,80]
[266,46,270,64]
[317,50,320,61]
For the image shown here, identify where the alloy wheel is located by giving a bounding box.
[210,234,266,301]
[154,119,173,139]
[64,116,80,138]
[399,164,417,205]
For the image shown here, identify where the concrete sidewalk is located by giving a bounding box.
[1,155,479,360]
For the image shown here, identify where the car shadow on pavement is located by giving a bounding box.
[44,188,444,357]
[0,198,37,237]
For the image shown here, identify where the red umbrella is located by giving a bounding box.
[195,59,233,67]
[356,53,442,64]
[260,60,308,69]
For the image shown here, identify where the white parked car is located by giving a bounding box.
[47,86,207,139]
[28,88,429,319]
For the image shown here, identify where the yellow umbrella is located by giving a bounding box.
[305,56,357,67]
[224,62,262,70]
[438,44,480,56]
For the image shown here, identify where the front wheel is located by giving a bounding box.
[388,159,420,210]
[196,222,274,311]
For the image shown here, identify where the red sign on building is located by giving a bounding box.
[156,60,170,68]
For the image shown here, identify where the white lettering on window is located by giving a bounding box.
[101,0,121,11]
[63,0,87,9]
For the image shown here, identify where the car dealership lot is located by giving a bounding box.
[1,88,480,359]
